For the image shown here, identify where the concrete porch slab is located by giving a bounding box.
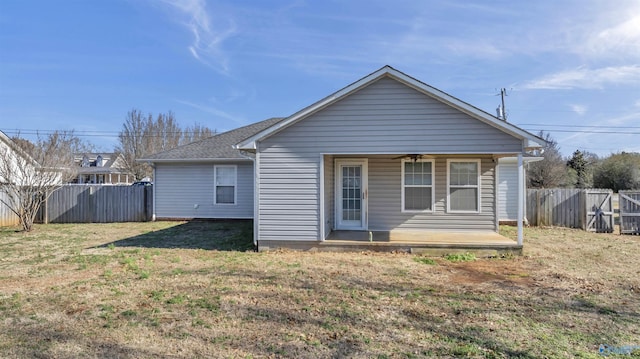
[257,230,521,256]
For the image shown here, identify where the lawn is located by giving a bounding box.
[0,221,639,358]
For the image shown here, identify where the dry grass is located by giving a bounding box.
[1,221,639,358]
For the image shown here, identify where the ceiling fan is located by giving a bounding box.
[392,154,423,161]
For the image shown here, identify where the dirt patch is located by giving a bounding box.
[448,259,534,286]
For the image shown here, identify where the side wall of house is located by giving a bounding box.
[257,76,522,242]
[154,161,254,219]
[497,158,519,221]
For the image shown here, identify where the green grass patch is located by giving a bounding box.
[444,252,476,262]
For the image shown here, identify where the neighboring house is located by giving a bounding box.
[71,153,132,184]
[0,130,39,185]
[0,131,39,226]
[142,66,544,251]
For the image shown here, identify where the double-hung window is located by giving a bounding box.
[447,159,481,212]
[214,165,236,205]
[402,159,434,212]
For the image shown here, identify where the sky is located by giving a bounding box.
[0,0,639,157]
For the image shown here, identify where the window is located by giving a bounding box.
[447,159,481,212]
[402,159,434,212]
[214,165,236,204]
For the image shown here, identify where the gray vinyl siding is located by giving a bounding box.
[257,76,522,242]
[498,160,518,221]
[262,77,523,154]
[367,156,496,232]
[154,162,254,219]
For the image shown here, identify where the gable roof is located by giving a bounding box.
[0,130,40,168]
[236,65,544,150]
[139,117,285,163]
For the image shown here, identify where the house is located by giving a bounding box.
[141,66,543,253]
[71,153,132,184]
[0,131,40,226]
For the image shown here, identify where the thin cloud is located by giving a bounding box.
[159,0,237,74]
[522,65,640,90]
[584,13,640,60]
[569,104,587,116]
[175,99,244,126]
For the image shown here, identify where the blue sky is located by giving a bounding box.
[1,0,639,156]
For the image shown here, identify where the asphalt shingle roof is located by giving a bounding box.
[140,117,284,161]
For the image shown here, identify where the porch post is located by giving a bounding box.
[517,153,524,245]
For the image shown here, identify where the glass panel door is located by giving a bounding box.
[336,160,368,230]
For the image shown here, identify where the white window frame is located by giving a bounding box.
[446,159,481,213]
[401,159,435,213]
[214,165,237,205]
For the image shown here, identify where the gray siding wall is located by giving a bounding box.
[498,159,518,221]
[367,156,496,232]
[155,161,254,219]
[258,77,515,241]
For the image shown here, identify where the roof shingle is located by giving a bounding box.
[140,117,284,162]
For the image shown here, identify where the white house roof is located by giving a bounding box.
[236,65,544,151]
[0,130,39,168]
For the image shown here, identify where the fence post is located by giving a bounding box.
[536,190,541,227]
[44,189,49,224]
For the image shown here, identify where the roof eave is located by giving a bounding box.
[137,157,254,164]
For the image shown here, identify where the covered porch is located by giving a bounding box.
[320,154,527,249]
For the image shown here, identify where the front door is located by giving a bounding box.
[335,159,368,230]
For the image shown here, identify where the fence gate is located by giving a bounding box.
[585,189,613,233]
[619,191,640,235]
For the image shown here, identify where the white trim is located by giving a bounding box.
[446,159,482,213]
[236,66,543,150]
[213,164,237,205]
[138,158,253,163]
[517,154,524,245]
[401,159,435,213]
[494,160,499,231]
[152,166,157,221]
[319,154,325,241]
[334,158,368,230]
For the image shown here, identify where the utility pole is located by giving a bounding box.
[500,88,508,121]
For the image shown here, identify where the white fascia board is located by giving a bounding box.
[136,158,253,164]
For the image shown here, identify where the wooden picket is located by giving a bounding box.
[619,191,640,235]
[526,188,613,232]
[36,185,153,223]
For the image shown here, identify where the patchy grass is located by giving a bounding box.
[0,221,639,358]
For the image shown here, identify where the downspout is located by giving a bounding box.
[253,149,260,249]
[238,146,259,250]
[517,153,524,245]
[151,163,156,221]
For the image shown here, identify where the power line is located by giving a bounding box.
[524,129,640,135]
[517,123,640,129]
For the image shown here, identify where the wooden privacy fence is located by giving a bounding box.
[0,190,20,226]
[619,190,640,235]
[36,185,153,224]
[526,188,613,233]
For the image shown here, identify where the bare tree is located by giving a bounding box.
[528,132,569,188]
[182,123,214,144]
[117,109,215,180]
[0,131,79,231]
